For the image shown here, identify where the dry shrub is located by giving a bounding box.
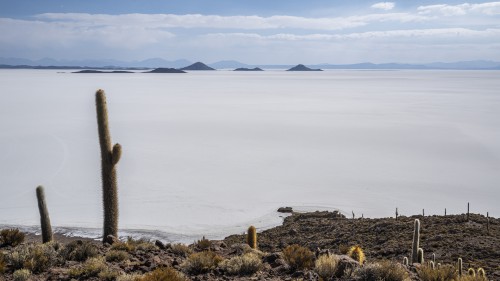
[7,243,59,273]
[106,250,129,262]
[0,229,25,247]
[98,268,122,281]
[61,240,98,261]
[181,251,224,274]
[282,244,315,271]
[347,245,366,265]
[141,267,188,281]
[356,260,410,281]
[112,237,156,252]
[12,269,31,281]
[171,243,192,257]
[69,256,107,278]
[219,252,262,275]
[314,254,339,280]
[418,264,457,281]
[117,273,143,281]
[0,252,6,273]
[338,244,350,255]
[196,236,211,251]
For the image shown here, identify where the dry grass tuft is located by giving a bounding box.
[219,252,262,275]
[356,260,410,281]
[60,240,98,261]
[141,267,188,281]
[69,256,108,278]
[418,264,457,281]
[0,229,25,247]
[282,244,315,271]
[181,251,224,274]
[196,236,211,251]
[314,254,339,280]
[106,249,129,262]
[171,243,192,257]
[12,269,31,281]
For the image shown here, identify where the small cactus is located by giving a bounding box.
[431,253,436,264]
[458,258,463,276]
[468,268,475,276]
[396,207,399,220]
[96,89,122,242]
[411,219,420,264]
[347,245,365,264]
[247,225,257,249]
[430,261,435,269]
[477,268,486,277]
[36,186,53,243]
[402,257,408,266]
[467,202,470,221]
[417,248,424,264]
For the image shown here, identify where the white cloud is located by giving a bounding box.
[203,28,500,42]
[418,2,500,16]
[371,2,396,11]
[34,12,426,31]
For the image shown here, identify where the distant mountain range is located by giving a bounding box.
[1,57,500,70]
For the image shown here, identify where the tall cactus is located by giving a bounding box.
[458,258,463,276]
[247,225,257,249]
[411,219,420,264]
[35,186,52,243]
[96,89,122,242]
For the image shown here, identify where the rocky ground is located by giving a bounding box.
[1,211,498,280]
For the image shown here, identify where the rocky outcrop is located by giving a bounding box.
[180,62,215,71]
[287,64,323,71]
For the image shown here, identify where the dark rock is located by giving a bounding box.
[155,240,166,249]
[104,235,119,245]
[278,207,293,213]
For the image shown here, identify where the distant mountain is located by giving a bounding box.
[2,57,500,70]
[209,60,250,69]
[234,67,264,71]
[180,62,215,71]
[0,57,192,68]
[147,68,186,73]
[287,64,323,71]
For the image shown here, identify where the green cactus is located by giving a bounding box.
[417,248,424,264]
[96,89,122,242]
[411,219,420,264]
[458,258,463,276]
[247,225,257,249]
[35,186,52,243]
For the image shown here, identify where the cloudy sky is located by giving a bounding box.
[1,0,500,64]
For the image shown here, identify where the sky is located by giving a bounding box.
[0,0,500,64]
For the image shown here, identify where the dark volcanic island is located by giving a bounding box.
[287,64,323,71]
[234,67,264,71]
[146,68,186,73]
[179,62,215,71]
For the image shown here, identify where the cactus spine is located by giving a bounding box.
[96,89,122,242]
[417,248,424,264]
[35,186,53,243]
[458,258,463,276]
[411,219,420,264]
[247,225,257,249]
